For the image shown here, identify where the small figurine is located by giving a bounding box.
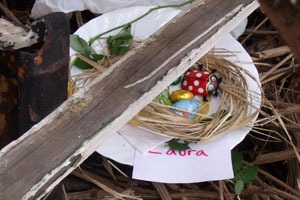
[181,70,222,101]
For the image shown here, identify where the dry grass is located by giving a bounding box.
[132,53,261,142]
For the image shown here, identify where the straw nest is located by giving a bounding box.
[131,51,262,142]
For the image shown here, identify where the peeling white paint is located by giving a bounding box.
[0,18,39,50]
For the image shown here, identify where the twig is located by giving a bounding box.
[223,182,234,200]
[244,29,278,35]
[252,46,291,61]
[260,53,293,81]
[75,11,84,27]
[62,184,69,200]
[75,168,141,200]
[255,149,298,164]
[166,184,181,192]
[102,157,117,181]
[261,72,288,85]
[170,191,219,199]
[241,17,268,44]
[244,161,300,197]
[72,169,124,192]
[271,194,284,200]
[75,53,106,72]
[107,159,129,178]
[219,181,224,200]
[246,183,260,200]
[152,182,172,200]
[0,2,21,24]
[265,186,300,200]
[242,187,300,200]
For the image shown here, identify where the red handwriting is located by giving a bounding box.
[148,149,208,157]
[166,149,208,157]
[148,150,162,154]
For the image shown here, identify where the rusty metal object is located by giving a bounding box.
[0,52,18,148]
[0,12,69,147]
[17,12,69,134]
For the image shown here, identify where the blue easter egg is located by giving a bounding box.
[172,99,202,119]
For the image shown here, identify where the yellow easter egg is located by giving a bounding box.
[67,80,76,96]
[170,90,194,103]
[195,100,210,120]
[129,118,141,126]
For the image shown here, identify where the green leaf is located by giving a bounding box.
[91,53,104,61]
[111,39,123,55]
[106,25,133,55]
[81,45,92,57]
[235,180,244,196]
[70,34,89,52]
[114,24,132,40]
[232,151,243,173]
[73,58,93,70]
[70,34,97,62]
[234,166,258,184]
[117,45,130,55]
[167,139,190,151]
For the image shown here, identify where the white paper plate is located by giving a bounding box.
[70,6,261,166]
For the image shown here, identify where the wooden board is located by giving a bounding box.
[0,0,258,199]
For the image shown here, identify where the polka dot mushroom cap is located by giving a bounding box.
[181,70,221,97]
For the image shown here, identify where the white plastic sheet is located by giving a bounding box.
[32,0,247,39]
[31,0,188,18]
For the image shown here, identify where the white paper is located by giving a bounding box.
[119,124,170,154]
[133,139,234,183]
[96,133,135,165]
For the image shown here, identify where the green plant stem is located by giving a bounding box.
[88,0,196,45]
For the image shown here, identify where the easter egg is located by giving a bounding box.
[130,118,141,126]
[172,99,202,119]
[170,90,194,103]
[171,77,181,85]
[153,88,173,105]
[194,100,210,120]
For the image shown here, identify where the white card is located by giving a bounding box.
[119,123,170,154]
[133,140,234,183]
[96,133,135,165]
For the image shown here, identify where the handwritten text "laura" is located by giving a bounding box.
[148,149,208,157]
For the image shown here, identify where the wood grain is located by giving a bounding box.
[0,0,258,199]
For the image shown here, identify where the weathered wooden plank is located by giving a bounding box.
[0,0,258,199]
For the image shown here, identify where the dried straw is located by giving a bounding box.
[132,52,262,142]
